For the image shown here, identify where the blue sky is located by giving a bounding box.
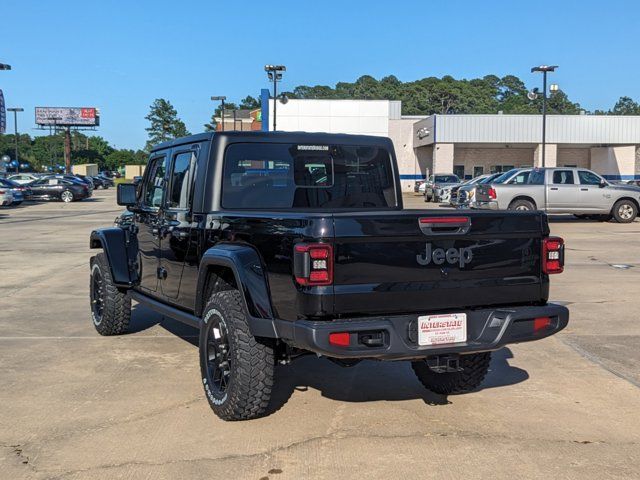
[2,0,638,149]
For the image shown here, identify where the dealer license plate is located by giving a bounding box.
[418,313,467,346]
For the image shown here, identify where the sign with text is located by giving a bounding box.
[35,107,99,127]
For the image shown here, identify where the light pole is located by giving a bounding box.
[7,107,24,173]
[264,65,286,131]
[211,96,226,131]
[531,65,558,168]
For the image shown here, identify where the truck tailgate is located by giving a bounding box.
[332,211,548,316]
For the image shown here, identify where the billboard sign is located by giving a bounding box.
[35,107,99,126]
[0,90,5,134]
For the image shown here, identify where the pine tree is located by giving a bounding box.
[145,99,190,151]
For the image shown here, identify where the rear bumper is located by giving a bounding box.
[263,303,569,360]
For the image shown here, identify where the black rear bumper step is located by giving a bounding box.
[265,303,569,360]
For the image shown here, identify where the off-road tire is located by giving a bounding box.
[412,352,491,395]
[611,199,638,223]
[90,253,131,335]
[199,290,274,421]
[509,199,535,211]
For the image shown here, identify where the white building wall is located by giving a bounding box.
[268,99,391,137]
[388,119,420,192]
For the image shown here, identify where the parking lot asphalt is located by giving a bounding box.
[1,191,639,480]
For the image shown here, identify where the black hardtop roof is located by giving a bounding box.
[150,131,393,152]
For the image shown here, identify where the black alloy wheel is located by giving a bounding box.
[204,314,232,396]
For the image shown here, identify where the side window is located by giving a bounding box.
[168,151,197,209]
[528,169,545,185]
[142,156,167,208]
[578,170,602,186]
[552,170,575,185]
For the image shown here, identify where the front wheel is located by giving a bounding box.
[612,199,638,223]
[199,290,274,421]
[61,190,74,203]
[90,253,131,335]
[412,352,491,395]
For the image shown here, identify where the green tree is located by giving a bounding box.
[610,96,640,115]
[239,95,260,110]
[145,98,190,150]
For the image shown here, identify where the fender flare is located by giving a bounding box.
[196,243,278,337]
[90,228,139,287]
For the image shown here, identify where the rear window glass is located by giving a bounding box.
[434,175,459,183]
[222,143,396,209]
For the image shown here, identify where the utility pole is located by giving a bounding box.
[7,107,24,173]
[64,127,72,174]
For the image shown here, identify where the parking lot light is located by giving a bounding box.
[7,108,24,173]
[531,65,558,168]
[264,65,286,131]
[211,96,226,132]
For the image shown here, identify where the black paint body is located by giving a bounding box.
[91,131,567,359]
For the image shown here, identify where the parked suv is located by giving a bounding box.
[475,167,640,223]
[89,131,568,421]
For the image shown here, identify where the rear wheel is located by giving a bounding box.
[61,190,74,203]
[412,352,491,395]
[612,199,638,223]
[509,199,535,211]
[199,290,274,421]
[90,253,131,335]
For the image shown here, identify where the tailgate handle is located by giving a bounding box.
[418,216,471,235]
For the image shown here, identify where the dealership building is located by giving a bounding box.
[263,95,640,192]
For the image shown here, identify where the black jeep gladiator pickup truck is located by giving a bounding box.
[89,131,569,421]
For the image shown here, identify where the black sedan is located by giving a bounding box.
[93,174,115,189]
[27,177,92,202]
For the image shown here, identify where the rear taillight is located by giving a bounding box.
[542,236,564,274]
[488,187,497,200]
[0,190,5,194]
[294,243,333,286]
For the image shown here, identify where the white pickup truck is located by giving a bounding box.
[474,167,640,223]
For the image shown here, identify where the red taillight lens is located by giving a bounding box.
[542,236,564,274]
[294,243,333,286]
[0,190,5,194]
[533,316,551,332]
[329,332,350,347]
[488,187,497,200]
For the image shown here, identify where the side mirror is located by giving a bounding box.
[117,183,137,206]
[599,179,607,188]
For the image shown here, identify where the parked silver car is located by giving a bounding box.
[450,173,502,208]
[423,173,461,202]
[474,167,640,223]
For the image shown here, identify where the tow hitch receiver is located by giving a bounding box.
[427,354,463,373]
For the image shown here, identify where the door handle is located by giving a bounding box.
[550,187,559,191]
[580,188,588,191]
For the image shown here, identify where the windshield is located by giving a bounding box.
[478,174,500,184]
[434,175,459,183]
[492,169,520,184]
